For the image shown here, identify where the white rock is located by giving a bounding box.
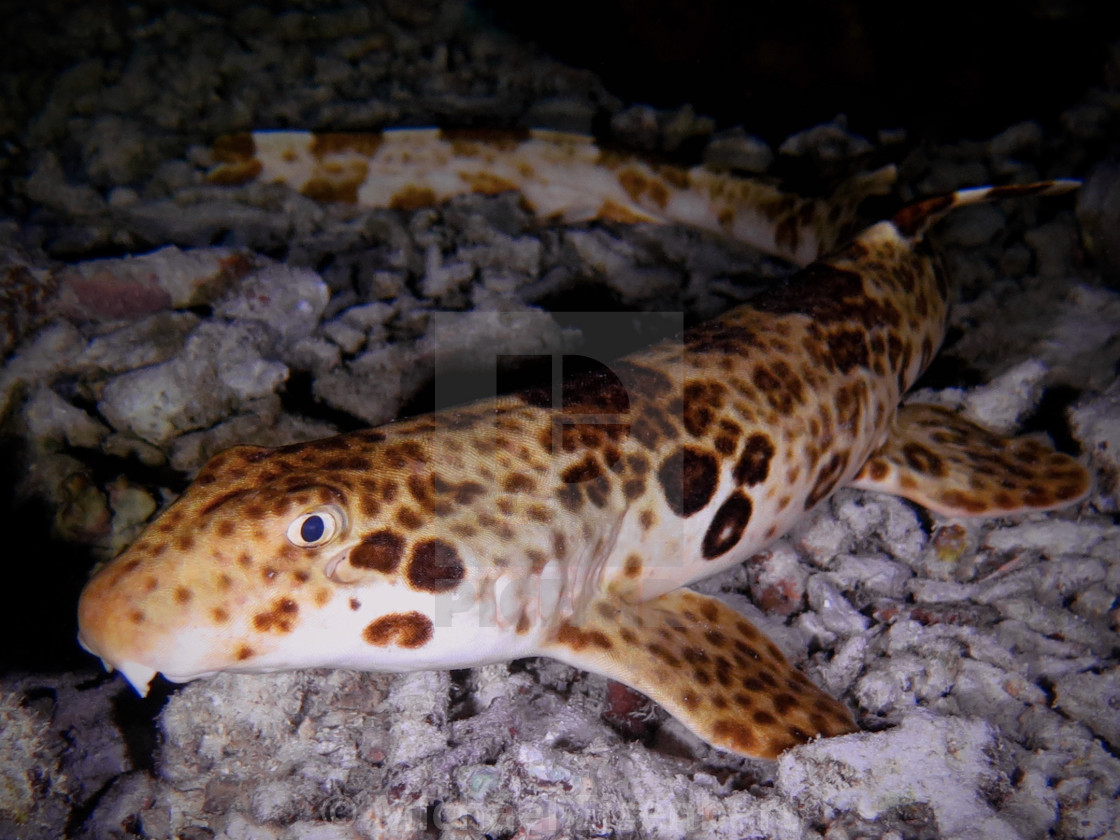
[385,671,450,765]
[0,321,85,416]
[457,233,542,277]
[806,574,869,637]
[219,357,288,401]
[1024,216,1078,278]
[286,336,342,375]
[1071,585,1118,621]
[984,520,1110,556]
[321,320,367,354]
[908,578,975,603]
[831,553,912,598]
[22,386,108,448]
[1000,768,1059,837]
[312,345,409,426]
[746,543,809,614]
[777,709,1024,840]
[22,152,105,215]
[950,657,1032,733]
[988,120,1044,158]
[962,358,1049,434]
[214,263,330,345]
[421,243,475,299]
[703,127,774,173]
[1054,667,1120,749]
[79,311,199,373]
[224,813,280,840]
[790,507,853,567]
[168,413,338,475]
[98,321,284,444]
[816,633,870,696]
[940,203,1007,248]
[1071,378,1120,503]
[778,116,872,160]
[339,301,395,332]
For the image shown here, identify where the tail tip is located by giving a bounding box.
[892,178,1081,239]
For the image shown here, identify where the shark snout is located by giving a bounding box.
[77,563,164,695]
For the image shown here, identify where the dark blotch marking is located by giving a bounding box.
[891,194,955,237]
[826,328,870,373]
[504,473,536,493]
[647,642,681,668]
[734,433,775,486]
[562,455,602,484]
[527,503,552,523]
[753,710,777,727]
[682,380,726,437]
[407,474,435,511]
[556,621,613,652]
[252,597,299,633]
[363,611,434,648]
[713,655,733,688]
[773,693,801,715]
[396,507,423,530]
[702,491,753,559]
[585,475,611,508]
[198,489,253,518]
[711,720,756,752]
[865,458,889,481]
[805,451,849,509]
[940,489,989,514]
[408,539,466,593]
[557,484,582,512]
[685,321,757,355]
[752,360,803,414]
[350,530,405,574]
[714,419,741,456]
[242,502,267,521]
[453,481,487,505]
[658,446,719,517]
[752,263,864,324]
[901,442,946,477]
[519,356,631,415]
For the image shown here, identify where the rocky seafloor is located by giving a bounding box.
[2,2,1120,838]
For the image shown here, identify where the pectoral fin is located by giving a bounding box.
[540,588,856,759]
[851,403,1091,517]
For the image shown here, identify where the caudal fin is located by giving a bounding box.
[891,179,1081,241]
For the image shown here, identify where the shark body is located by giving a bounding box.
[77,131,1089,758]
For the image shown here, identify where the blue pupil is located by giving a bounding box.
[300,515,326,543]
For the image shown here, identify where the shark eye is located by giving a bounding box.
[287,506,344,547]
